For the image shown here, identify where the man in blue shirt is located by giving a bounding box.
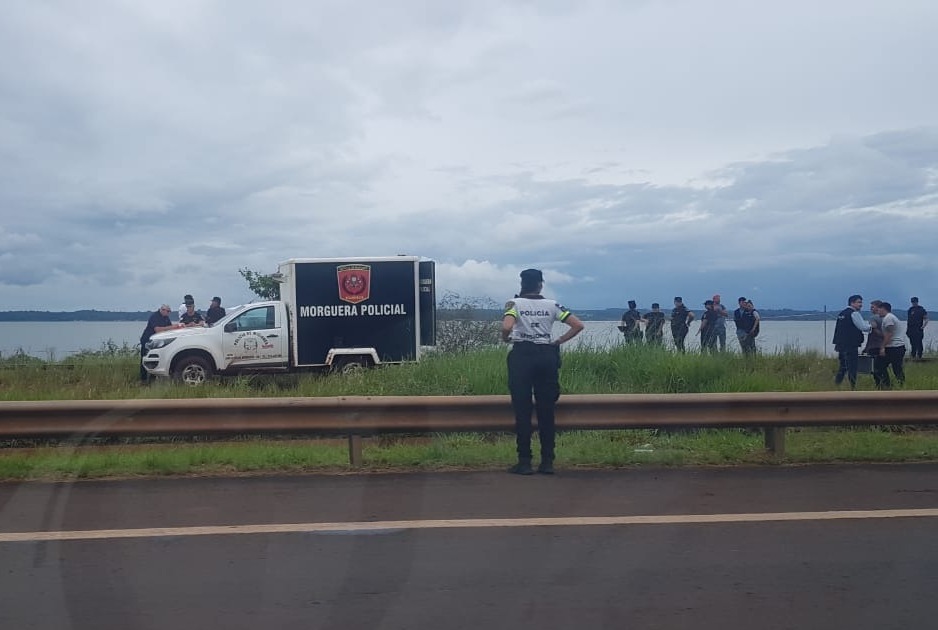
[139,304,177,383]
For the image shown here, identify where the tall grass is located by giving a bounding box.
[2,343,937,401]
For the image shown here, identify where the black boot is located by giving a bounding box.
[509,457,533,475]
[537,457,554,475]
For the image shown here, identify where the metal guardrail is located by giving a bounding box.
[2,391,937,464]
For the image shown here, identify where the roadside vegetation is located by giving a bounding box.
[2,340,937,400]
[1,335,937,480]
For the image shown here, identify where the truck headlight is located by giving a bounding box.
[146,337,176,350]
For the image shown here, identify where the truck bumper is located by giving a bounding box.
[142,350,172,377]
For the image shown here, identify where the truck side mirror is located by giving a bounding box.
[224,322,236,333]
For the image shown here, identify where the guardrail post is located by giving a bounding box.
[348,434,363,468]
[764,427,786,457]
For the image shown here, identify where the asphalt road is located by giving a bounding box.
[2,464,938,629]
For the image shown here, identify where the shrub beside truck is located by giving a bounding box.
[143,256,436,384]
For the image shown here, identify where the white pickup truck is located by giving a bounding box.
[143,256,436,384]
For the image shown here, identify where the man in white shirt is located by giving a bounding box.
[874,301,906,388]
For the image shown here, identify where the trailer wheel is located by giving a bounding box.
[173,356,213,386]
[332,357,370,375]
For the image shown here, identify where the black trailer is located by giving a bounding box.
[279,256,436,370]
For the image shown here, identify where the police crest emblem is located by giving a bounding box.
[337,264,371,304]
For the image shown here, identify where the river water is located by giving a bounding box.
[1,319,933,360]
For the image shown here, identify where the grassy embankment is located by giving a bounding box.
[1,343,938,479]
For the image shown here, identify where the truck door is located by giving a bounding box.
[222,305,286,368]
[419,260,436,346]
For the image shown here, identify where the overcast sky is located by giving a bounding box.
[2,0,937,313]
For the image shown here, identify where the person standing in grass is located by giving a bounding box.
[906,297,928,360]
[501,268,584,475]
[711,294,729,351]
[874,301,906,388]
[699,300,719,353]
[833,294,871,389]
[619,300,643,344]
[644,303,666,345]
[864,300,885,385]
[670,297,695,352]
[139,304,178,383]
[734,297,760,355]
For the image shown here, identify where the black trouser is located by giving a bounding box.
[139,344,149,382]
[738,332,757,355]
[623,330,641,344]
[907,329,924,359]
[508,342,561,460]
[672,328,688,352]
[873,346,906,388]
[835,346,859,387]
[701,329,718,353]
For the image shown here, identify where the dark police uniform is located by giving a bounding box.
[671,303,691,351]
[504,295,573,471]
[620,306,643,344]
[907,302,927,359]
[140,308,172,382]
[205,304,226,325]
[180,310,205,326]
[833,306,865,387]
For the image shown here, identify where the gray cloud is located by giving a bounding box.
[1,1,937,311]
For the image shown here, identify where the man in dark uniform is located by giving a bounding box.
[139,304,177,383]
[907,297,928,360]
[699,300,719,353]
[619,300,643,344]
[833,294,871,389]
[205,296,226,325]
[180,302,205,327]
[734,297,760,355]
[670,297,694,352]
[644,303,666,345]
[501,268,584,475]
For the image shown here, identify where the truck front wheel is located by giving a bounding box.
[173,356,213,385]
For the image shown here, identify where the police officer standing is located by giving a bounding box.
[501,268,584,475]
[832,294,871,389]
[907,297,928,361]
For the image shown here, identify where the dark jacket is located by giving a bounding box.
[205,305,226,325]
[832,307,864,349]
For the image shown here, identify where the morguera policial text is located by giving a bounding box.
[299,304,408,317]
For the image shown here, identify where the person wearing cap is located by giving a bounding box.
[711,294,729,351]
[698,300,719,353]
[833,294,871,389]
[501,268,584,475]
[180,301,205,327]
[205,296,226,326]
[670,297,694,352]
[619,300,643,344]
[644,303,666,345]
[178,294,195,319]
[139,304,180,383]
[906,297,928,360]
[734,297,760,355]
